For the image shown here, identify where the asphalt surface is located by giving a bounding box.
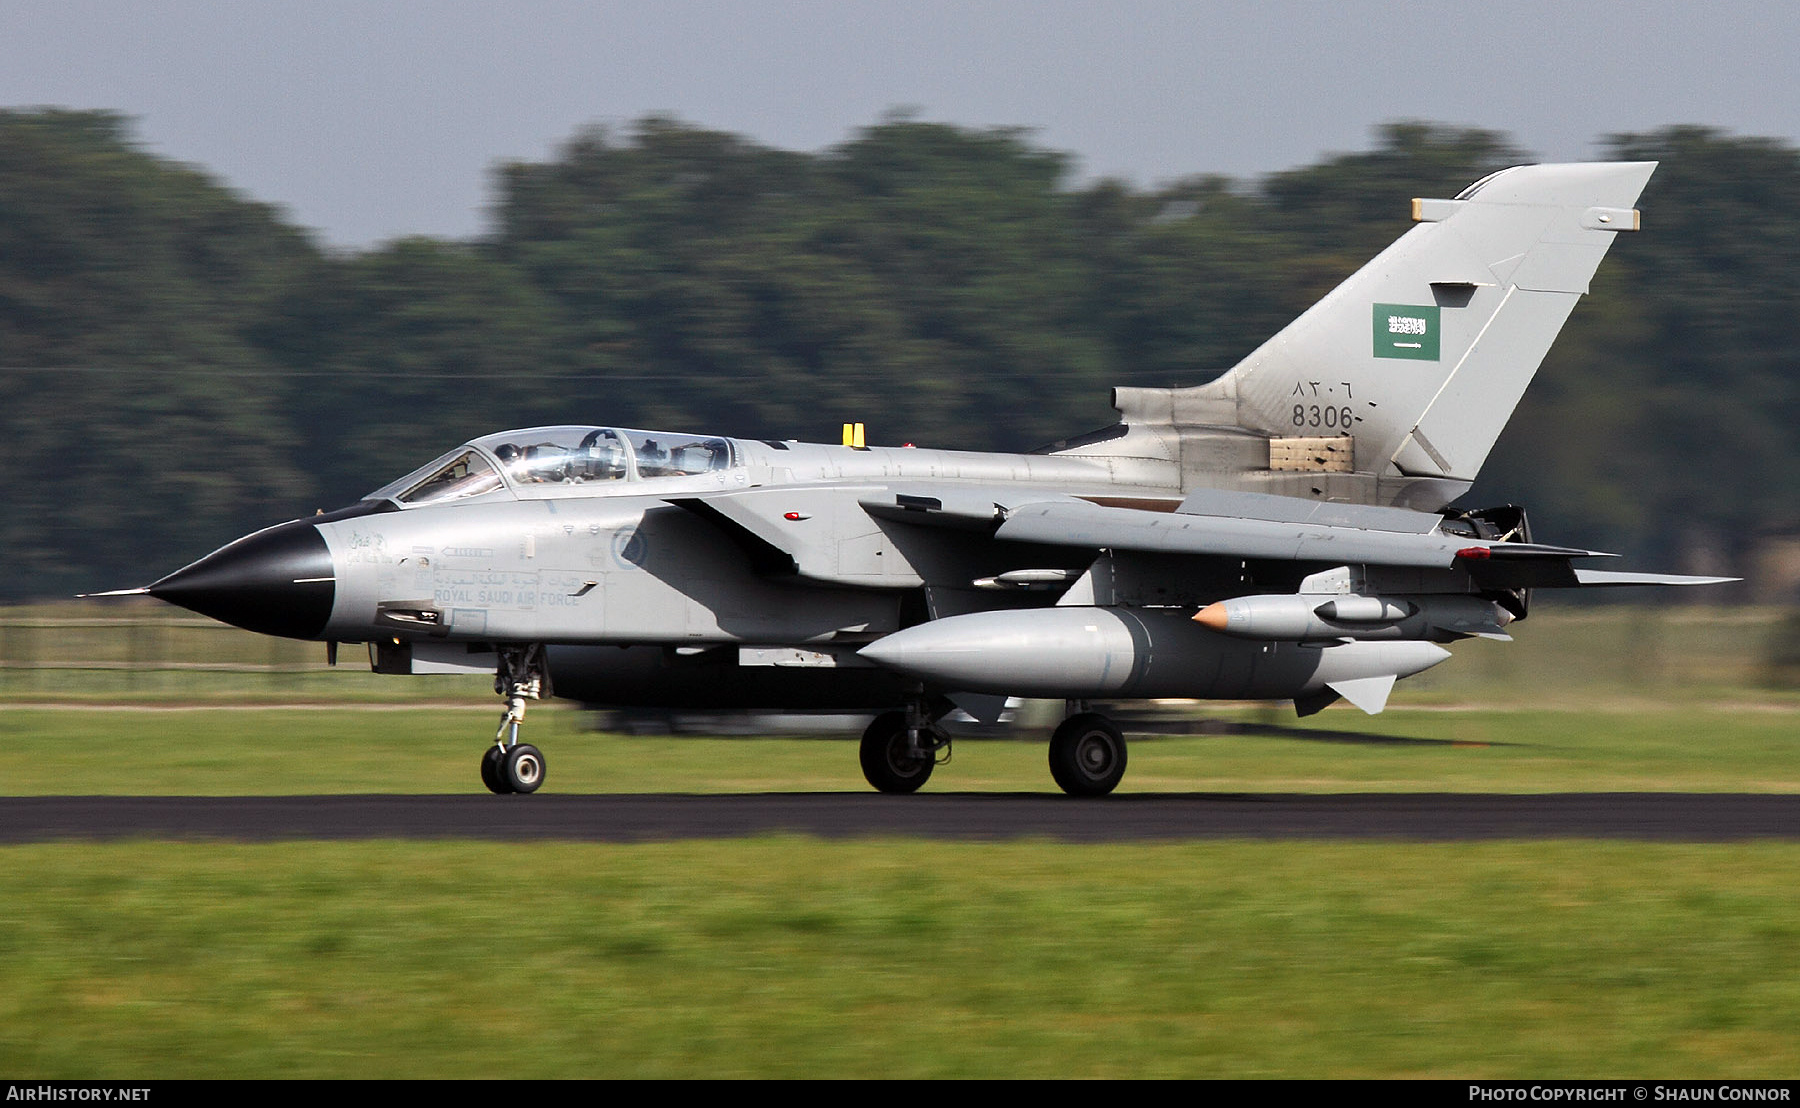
[0,792,1796,842]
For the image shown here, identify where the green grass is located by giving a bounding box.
[2,601,1797,1077]
[2,840,1797,1078]
[0,703,1795,795]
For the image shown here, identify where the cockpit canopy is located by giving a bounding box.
[367,426,740,506]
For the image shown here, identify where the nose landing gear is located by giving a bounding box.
[483,644,550,795]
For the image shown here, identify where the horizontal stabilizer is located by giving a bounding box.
[1572,569,1740,587]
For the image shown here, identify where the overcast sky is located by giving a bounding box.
[2,1,1795,247]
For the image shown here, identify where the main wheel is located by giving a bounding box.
[501,743,546,794]
[480,744,511,794]
[1049,713,1127,796]
[859,711,934,794]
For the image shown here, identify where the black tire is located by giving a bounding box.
[859,711,934,794]
[481,744,511,794]
[501,743,546,794]
[1048,713,1127,797]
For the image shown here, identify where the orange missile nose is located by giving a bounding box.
[1192,602,1228,631]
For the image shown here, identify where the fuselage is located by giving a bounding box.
[146,422,1478,714]
[317,425,1184,648]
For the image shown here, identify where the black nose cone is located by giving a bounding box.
[149,520,335,640]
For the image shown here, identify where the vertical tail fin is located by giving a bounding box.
[1120,162,1656,500]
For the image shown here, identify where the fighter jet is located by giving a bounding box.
[126,160,1731,796]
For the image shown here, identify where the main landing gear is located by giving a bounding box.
[484,644,549,795]
[1048,705,1127,797]
[858,697,1129,797]
[859,702,952,794]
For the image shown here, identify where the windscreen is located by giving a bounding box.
[394,451,503,505]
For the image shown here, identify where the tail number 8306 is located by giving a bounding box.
[1293,404,1355,429]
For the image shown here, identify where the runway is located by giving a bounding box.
[1,792,1797,842]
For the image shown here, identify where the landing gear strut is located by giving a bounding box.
[1048,706,1127,797]
[860,701,951,794]
[485,644,550,795]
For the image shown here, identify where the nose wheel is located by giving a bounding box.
[484,645,550,795]
[483,741,545,794]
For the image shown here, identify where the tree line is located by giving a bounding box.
[1,109,1794,600]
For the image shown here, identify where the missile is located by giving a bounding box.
[858,606,1449,702]
[1192,593,1513,642]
